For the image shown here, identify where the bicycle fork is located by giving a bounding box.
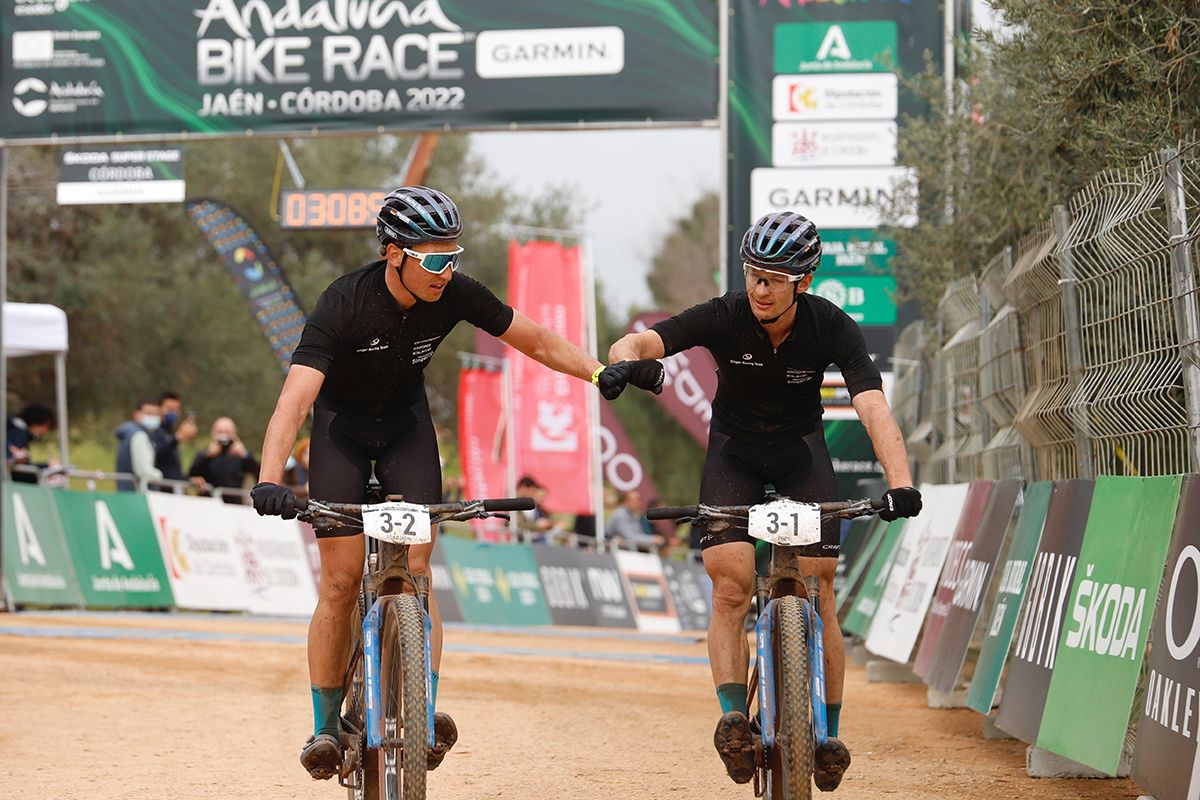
[361,587,437,751]
[753,593,830,761]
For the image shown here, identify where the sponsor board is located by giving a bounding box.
[614,549,680,634]
[771,73,898,121]
[750,166,918,229]
[52,489,174,608]
[476,27,624,79]
[925,479,1022,694]
[533,545,598,627]
[573,550,638,628]
[429,541,465,624]
[841,517,907,635]
[1037,475,1183,775]
[864,482,971,663]
[774,20,898,74]
[662,559,712,632]
[810,274,896,325]
[966,481,1053,713]
[1132,475,1200,799]
[147,493,251,612]
[995,480,1094,742]
[818,229,896,276]
[439,537,552,626]
[772,121,897,168]
[57,147,184,205]
[912,481,995,677]
[3,483,83,607]
[227,504,318,617]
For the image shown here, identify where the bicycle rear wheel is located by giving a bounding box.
[378,594,429,800]
[345,594,379,800]
[770,596,814,800]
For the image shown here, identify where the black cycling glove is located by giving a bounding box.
[597,362,633,400]
[626,359,665,395]
[879,487,922,522]
[251,481,298,520]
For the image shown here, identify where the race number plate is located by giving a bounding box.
[361,501,432,545]
[747,500,822,547]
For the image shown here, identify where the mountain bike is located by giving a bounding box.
[297,489,534,800]
[648,493,883,800]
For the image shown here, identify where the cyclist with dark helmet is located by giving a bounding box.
[607,211,922,791]
[250,185,663,781]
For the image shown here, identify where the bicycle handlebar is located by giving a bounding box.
[646,497,886,521]
[296,496,535,527]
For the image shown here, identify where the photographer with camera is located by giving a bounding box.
[189,416,260,504]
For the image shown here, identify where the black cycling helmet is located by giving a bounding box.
[376,185,462,251]
[739,212,821,276]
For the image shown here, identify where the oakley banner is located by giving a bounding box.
[0,0,718,141]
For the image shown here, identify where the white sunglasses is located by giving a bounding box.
[403,246,464,274]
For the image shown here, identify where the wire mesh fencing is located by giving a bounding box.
[897,138,1200,484]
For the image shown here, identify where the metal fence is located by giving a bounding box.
[897,140,1200,483]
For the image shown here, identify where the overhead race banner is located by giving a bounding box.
[507,240,594,514]
[865,482,970,663]
[966,481,1053,714]
[1133,475,1200,799]
[925,479,1022,695]
[0,0,718,141]
[1037,475,1183,775]
[57,146,184,204]
[186,199,307,372]
[912,481,995,678]
[3,483,83,607]
[995,480,1094,743]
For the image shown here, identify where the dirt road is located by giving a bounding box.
[0,612,1141,799]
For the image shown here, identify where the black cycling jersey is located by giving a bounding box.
[651,291,882,444]
[291,260,514,420]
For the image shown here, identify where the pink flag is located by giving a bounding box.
[457,365,509,508]
[507,240,595,514]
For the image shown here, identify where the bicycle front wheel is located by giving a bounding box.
[346,593,379,800]
[378,594,429,800]
[771,596,814,800]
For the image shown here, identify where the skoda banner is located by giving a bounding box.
[1037,475,1183,775]
[1,0,718,141]
[994,480,1093,743]
[966,481,1053,714]
[1133,475,1200,799]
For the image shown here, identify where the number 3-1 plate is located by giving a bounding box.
[361,501,432,545]
[747,500,822,547]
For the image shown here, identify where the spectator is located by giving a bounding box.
[7,403,55,484]
[189,416,260,504]
[442,474,465,503]
[284,437,310,500]
[514,474,557,541]
[115,399,163,491]
[606,489,665,552]
[151,390,198,483]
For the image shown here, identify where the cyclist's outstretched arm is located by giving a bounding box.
[608,329,666,363]
[851,389,914,488]
[499,310,603,381]
[258,365,324,484]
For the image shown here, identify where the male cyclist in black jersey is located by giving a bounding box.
[250,185,663,781]
[606,212,922,791]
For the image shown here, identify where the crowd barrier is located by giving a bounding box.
[1,484,713,633]
[835,474,1200,799]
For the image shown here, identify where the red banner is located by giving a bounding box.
[507,240,595,514]
[628,312,718,445]
[457,365,509,505]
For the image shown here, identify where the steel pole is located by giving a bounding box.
[1162,147,1200,471]
[1052,204,1095,479]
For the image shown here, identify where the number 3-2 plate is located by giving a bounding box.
[747,500,822,547]
[361,501,432,545]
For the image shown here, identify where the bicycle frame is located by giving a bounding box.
[361,535,437,751]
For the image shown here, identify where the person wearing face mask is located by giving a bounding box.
[188,416,260,503]
[151,390,199,483]
[114,398,164,491]
[7,403,56,484]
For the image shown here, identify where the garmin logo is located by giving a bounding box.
[476,26,624,79]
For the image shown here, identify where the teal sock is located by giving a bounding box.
[312,685,344,737]
[431,670,440,710]
[716,683,748,715]
[827,703,842,738]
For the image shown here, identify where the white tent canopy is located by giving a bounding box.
[4,302,70,466]
[4,303,69,357]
